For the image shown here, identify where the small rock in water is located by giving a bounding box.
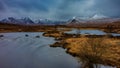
[25,34,29,37]
[35,35,40,38]
[55,37,62,40]
[0,35,4,37]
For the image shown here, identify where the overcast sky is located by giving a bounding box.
[0,0,120,20]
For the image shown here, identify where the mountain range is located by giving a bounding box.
[67,14,120,26]
[0,15,120,25]
[0,17,66,25]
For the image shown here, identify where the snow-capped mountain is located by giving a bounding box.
[1,15,120,26]
[1,17,20,24]
[36,19,55,25]
[20,17,34,24]
[91,14,108,19]
[67,16,87,24]
[0,17,66,25]
[1,17,34,25]
[67,14,120,25]
[35,19,66,25]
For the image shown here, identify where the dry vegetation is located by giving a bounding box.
[57,37,120,68]
[42,27,120,68]
[46,29,120,67]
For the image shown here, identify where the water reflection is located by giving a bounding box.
[65,29,106,35]
[65,29,120,36]
[0,32,78,68]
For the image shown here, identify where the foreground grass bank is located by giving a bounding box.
[45,30,120,68]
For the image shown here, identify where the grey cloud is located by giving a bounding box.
[0,0,120,20]
[3,0,49,12]
[0,1,5,11]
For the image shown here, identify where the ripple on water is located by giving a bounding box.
[0,32,78,68]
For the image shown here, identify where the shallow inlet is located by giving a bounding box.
[0,32,116,68]
[65,29,120,36]
[65,29,106,35]
[0,32,78,68]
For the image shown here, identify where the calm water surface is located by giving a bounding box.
[0,32,116,68]
[65,29,106,35]
[0,32,78,68]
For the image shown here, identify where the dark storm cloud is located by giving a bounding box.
[92,0,120,17]
[2,0,50,12]
[55,0,96,19]
[0,0,120,20]
[0,1,5,11]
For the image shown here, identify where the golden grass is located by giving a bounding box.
[42,28,120,67]
[64,37,120,67]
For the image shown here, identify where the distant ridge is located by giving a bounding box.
[1,16,120,26]
[67,15,120,26]
[0,17,66,25]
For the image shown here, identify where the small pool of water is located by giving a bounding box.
[65,29,106,35]
[111,33,120,36]
[94,64,116,68]
[65,29,120,36]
